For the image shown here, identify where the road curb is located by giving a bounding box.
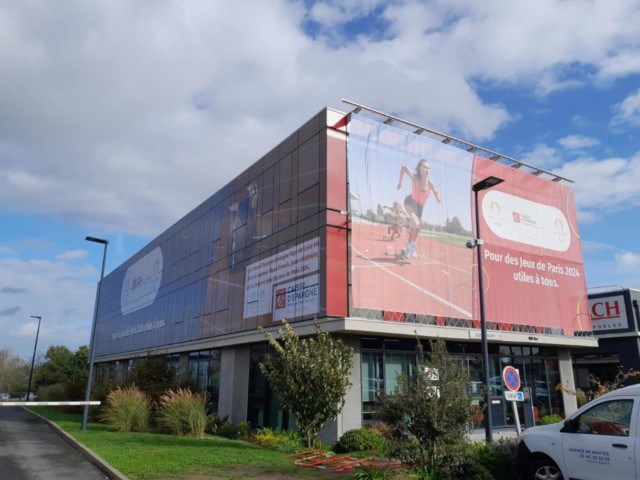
[23,407,129,480]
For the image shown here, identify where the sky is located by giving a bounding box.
[1,0,639,361]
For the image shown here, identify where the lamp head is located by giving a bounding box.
[86,236,108,244]
[472,176,504,192]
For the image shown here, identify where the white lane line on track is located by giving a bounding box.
[352,246,472,318]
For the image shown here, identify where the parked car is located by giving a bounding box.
[517,384,640,480]
[0,393,10,400]
[21,393,36,401]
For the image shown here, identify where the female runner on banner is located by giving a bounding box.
[397,159,442,259]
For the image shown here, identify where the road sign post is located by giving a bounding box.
[502,366,522,435]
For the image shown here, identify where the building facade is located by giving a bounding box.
[93,104,597,441]
[573,288,640,390]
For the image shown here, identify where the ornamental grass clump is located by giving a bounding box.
[100,385,150,432]
[158,388,210,438]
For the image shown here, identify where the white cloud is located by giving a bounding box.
[0,257,98,359]
[557,135,600,151]
[0,0,638,239]
[517,144,640,224]
[0,0,517,239]
[519,143,564,169]
[615,252,640,270]
[386,0,640,88]
[571,115,592,128]
[20,237,55,250]
[580,239,617,254]
[56,250,88,261]
[611,89,640,128]
[0,246,15,255]
[310,0,385,27]
[555,151,640,215]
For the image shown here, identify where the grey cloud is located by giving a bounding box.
[1,287,28,294]
[0,306,21,316]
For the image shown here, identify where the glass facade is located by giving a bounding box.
[247,344,294,430]
[188,349,221,412]
[361,338,565,429]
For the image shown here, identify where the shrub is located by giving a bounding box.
[375,339,473,470]
[158,388,210,438]
[467,439,518,480]
[36,383,67,401]
[277,435,306,453]
[537,414,563,425]
[254,427,304,453]
[352,464,396,480]
[334,428,386,454]
[454,458,493,480]
[100,385,150,432]
[259,319,353,448]
[407,465,445,480]
[216,421,251,440]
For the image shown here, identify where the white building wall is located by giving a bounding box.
[320,335,362,444]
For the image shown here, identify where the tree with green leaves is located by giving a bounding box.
[34,345,88,397]
[375,338,474,475]
[0,348,29,394]
[259,319,354,448]
[35,345,76,387]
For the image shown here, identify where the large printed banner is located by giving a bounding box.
[243,237,320,319]
[348,115,476,321]
[472,156,590,334]
[348,114,590,334]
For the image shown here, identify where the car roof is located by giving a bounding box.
[598,384,640,399]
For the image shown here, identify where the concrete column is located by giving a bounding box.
[558,348,578,416]
[320,334,361,445]
[217,345,251,423]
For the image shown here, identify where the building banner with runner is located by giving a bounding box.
[348,114,475,321]
[347,113,591,334]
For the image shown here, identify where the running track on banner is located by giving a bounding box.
[351,223,475,320]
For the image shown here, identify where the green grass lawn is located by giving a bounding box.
[29,407,337,480]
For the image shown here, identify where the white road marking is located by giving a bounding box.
[352,246,472,318]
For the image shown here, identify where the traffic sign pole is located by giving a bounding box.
[502,366,522,435]
[511,400,522,435]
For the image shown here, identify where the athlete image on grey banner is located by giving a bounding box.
[228,183,259,269]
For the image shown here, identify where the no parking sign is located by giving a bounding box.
[502,366,521,392]
[502,366,523,434]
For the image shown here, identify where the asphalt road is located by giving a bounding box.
[0,406,111,480]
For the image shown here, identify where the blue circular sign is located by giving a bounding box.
[502,366,521,392]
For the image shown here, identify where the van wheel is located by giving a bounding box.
[528,458,563,480]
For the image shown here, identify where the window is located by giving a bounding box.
[571,400,633,437]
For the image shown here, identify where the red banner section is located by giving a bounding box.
[472,156,590,334]
[348,113,590,335]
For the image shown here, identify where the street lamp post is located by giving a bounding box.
[82,236,108,431]
[470,176,504,443]
[27,315,42,401]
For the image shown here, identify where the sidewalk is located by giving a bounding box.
[23,407,128,480]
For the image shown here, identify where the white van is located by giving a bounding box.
[517,384,640,480]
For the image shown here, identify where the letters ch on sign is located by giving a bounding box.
[591,301,621,320]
